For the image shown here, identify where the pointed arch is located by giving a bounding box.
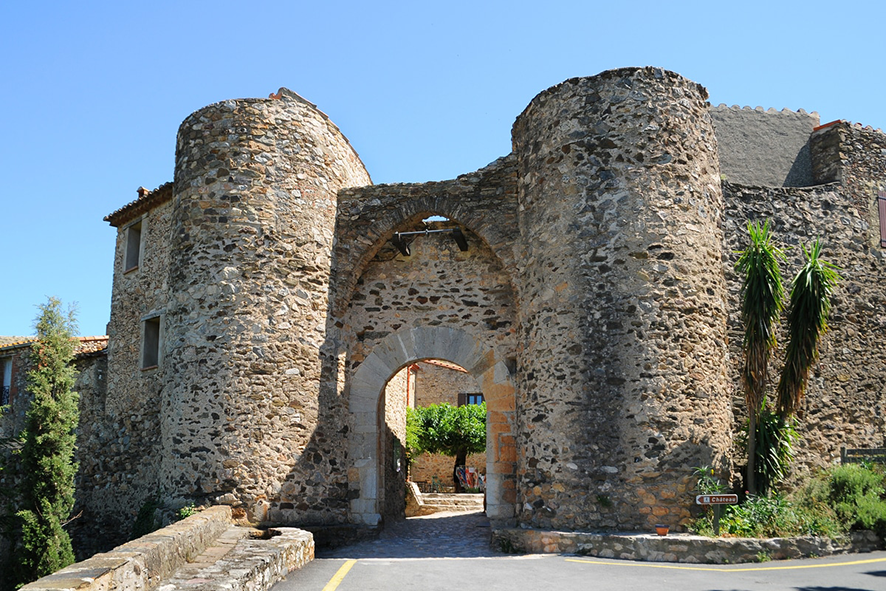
[348,325,517,526]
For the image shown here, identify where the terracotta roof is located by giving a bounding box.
[104,183,173,227]
[813,120,844,132]
[0,336,108,356]
[0,337,36,348]
[73,336,109,356]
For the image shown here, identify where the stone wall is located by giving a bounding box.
[512,67,733,531]
[711,106,819,187]
[811,121,886,218]
[0,343,33,438]
[381,359,408,518]
[96,186,174,538]
[723,123,886,478]
[163,88,371,526]
[340,213,517,519]
[0,338,113,558]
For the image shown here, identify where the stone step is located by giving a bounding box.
[421,493,484,511]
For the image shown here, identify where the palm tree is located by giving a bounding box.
[776,239,840,419]
[735,221,785,495]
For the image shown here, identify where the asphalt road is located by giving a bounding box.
[274,551,886,591]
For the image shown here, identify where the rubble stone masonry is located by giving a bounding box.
[74,67,885,543]
[162,89,371,524]
[512,68,733,531]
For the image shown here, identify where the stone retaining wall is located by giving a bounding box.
[492,528,882,563]
[21,505,315,591]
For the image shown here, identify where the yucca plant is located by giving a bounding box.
[735,220,785,495]
[754,405,797,495]
[776,239,840,419]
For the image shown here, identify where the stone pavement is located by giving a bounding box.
[319,510,503,559]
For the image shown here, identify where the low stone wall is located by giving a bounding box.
[156,528,314,591]
[21,506,233,591]
[492,528,882,564]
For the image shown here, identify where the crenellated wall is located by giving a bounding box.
[710,105,819,188]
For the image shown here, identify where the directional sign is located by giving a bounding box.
[695,494,738,505]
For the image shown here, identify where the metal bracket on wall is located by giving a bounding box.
[390,227,469,256]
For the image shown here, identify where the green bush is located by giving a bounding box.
[826,463,886,537]
[176,503,198,521]
[691,463,885,540]
[691,494,842,539]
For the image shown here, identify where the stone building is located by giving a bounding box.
[9,67,886,547]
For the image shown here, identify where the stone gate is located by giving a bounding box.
[82,66,885,543]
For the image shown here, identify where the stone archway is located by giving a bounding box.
[348,325,516,526]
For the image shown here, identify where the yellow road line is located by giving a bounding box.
[321,559,357,591]
[565,556,886,572]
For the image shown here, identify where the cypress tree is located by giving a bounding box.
[12,298,79,585]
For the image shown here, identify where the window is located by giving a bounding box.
[457,392,484,406]
[1,357,11,406]
[878,192,886,248]
[141,315,161,369]
[124,220,143,272]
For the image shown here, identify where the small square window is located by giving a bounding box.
[457,392,485,406]
[142,316,161,369]
[125,221,143,272]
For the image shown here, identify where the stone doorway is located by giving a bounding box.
[347,326,516,526]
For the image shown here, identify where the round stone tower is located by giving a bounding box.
[512,67,732,531]
[162,89,371,523]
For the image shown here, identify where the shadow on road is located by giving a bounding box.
[318,511,502,559]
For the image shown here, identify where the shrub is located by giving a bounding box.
[827,463,886,537]
[130,493,163,539]
[691,463,885,540]
[176,503,198,521]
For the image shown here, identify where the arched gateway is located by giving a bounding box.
[348,326,516,526]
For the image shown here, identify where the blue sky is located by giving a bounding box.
[1,0,883,337]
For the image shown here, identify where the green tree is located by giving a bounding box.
[11,298,80,586]
[407,402,486,492]
[776,239,840,420]
[735,221,785,495]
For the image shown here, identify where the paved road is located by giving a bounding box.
[273,511,886,591]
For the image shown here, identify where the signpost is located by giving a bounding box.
[695,494,739,535]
